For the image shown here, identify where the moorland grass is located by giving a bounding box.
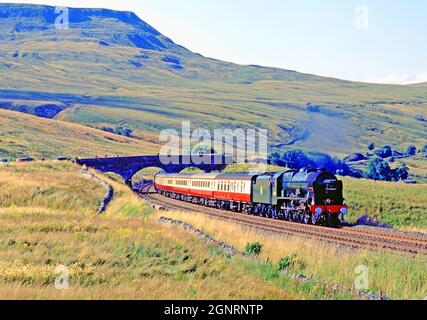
[160,211,427,300]
[0,162,299,299]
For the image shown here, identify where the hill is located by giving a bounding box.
[0,161,301,299]
[0,3,426,160]
[0,108,158,159]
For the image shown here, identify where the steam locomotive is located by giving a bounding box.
[154,169,348,228]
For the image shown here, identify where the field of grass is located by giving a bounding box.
[160,211,427,300]
[0,109,159,159]
[0,161,425,299]
[223,164,427,228]
[342,177,427,228]
[0,162,304,299]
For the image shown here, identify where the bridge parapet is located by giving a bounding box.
[76,154,232,187]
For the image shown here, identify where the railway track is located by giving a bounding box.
[140,184,427,256]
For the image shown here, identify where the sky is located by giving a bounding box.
[1,0,427,84]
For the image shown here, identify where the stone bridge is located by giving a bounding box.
[76,154,233,187]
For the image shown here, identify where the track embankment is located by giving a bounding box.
[139,184,427,256]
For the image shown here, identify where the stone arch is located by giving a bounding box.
[131,167,165,189]
[76,154,232,189]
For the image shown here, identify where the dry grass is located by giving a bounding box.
[159,211,427,300]
[0,108,159,159]
[0,162,298,300]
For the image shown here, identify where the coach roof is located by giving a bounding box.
[156,173,219,179]
[215,173,260,180]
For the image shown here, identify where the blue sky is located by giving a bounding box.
[2,0,427,84]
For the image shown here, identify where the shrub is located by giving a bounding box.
[406,146,417,156]
[268,152,284,167]
[374,146,392,159]
[415,115,426,122]
[306,102,320,113]
[277,255,305,271]
[115,126,133,138]
[365,158,409,181]
[245,242,262,256]
[365,157,392,181]
[392,165,409,181]
[421,145,427,154]
[100,126,133,138]
[281,150,314,170]
[368,143,375,151]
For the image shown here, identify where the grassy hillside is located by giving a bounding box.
[0,4,426,160]
[161,212,427,299]
[0,109,159,159]
[343,177,427,228]
[224,164,427,229]
[161,210,427,300]
[0,162,301,299]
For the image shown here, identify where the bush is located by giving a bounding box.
[368,143,375,151]
[365,157,392,181]
[306,102,320,113]
[281,150,314,170]
[365,157,409,181]
[392,165,409,181]
[374,146,392,159]
[100,126,133,138]
[268,152,284,167]
[245,242,262,256]
[277,255,305,271]
[277,255,295,271]
[421,145,427,154]
[406,146,417,156]
[415,115,426,122]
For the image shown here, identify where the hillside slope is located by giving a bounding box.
[0,109,158,159]
[0,162,300,299]
[0,4,426,158]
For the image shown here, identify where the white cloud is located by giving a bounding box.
[363,72,427,85]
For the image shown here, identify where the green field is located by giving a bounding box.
[0,108,158,159]
[0,162,424,299]
[224,164,427,229]
[0,162,313,299]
